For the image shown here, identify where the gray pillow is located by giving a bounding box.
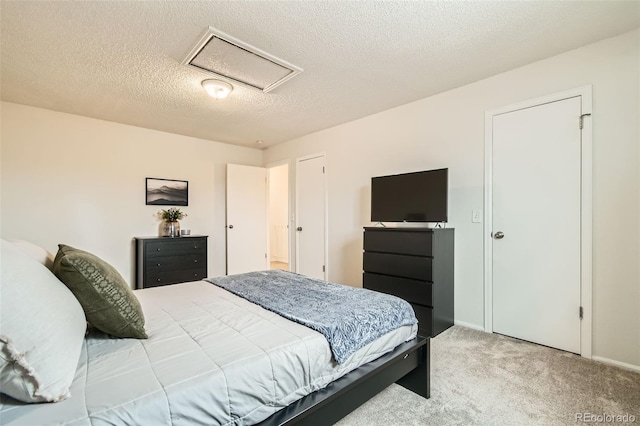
[53,244,147,339]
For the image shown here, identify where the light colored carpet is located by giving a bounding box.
[337,326,640,425]
[270,261,289,271]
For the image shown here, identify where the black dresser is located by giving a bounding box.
[135,236,208,289]
[363,227,454,337]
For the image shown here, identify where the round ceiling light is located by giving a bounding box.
[201,79,233,99]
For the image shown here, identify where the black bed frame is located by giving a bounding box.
[258,336,430,426]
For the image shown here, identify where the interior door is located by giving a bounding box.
[492,96,582,354]
[296,155,326,280]
[226,164,268,275]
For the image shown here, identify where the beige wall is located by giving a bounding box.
[264,30,640,367]
[0,102,263,283]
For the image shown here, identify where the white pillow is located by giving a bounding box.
[9,239,55,271]
[0,240,86,403]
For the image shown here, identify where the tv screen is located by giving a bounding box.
[371,168,448,223]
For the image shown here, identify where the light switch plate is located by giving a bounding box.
[472,210,482,223]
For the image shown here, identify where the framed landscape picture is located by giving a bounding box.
[146,178,188,206]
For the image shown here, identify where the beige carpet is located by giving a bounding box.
[337,326,640,426]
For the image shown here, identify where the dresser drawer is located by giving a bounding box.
[364,229,432,256]
[363,252,432,281]
[144,267,206,288]
[411,303,433,338]
[145,238,206,258]
[363,272,432,306]
[145,253,206,274]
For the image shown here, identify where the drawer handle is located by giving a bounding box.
[156,248,161,251]
[157,263,161,267]
[403,354,409,360]
[156,278,161,282]
[193,246,199,249]
[193,259,198,263]
[194,273,199,277]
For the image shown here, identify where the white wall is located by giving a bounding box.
[263,30,640,367]
[0,102,263,284]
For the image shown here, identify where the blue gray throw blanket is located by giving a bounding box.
[206,270,417,364]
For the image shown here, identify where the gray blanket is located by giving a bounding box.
[206,270,417,364]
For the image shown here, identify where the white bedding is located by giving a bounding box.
[1,280,417,425]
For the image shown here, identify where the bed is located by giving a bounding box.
[0,241,430,425]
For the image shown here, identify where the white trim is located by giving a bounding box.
[580,88,593,359]
[592,356,640,373]
[483,110,494,333]
[295,153,328,280]
[454,320,485,332]
[265,168,271,271]
[484,85,593,358]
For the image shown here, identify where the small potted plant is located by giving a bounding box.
[158,208,187,237]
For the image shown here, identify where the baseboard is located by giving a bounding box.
[592,356,640,373]
[453,320,485,332]
[270,256,288,264]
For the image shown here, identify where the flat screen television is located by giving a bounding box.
[371,168,448,223]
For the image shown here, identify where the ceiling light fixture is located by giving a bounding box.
[202,79,233,99]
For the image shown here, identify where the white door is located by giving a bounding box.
[492,96,582,353]
[226,164,268,275]
[296,155,326,280]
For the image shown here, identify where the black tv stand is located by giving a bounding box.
[362,227,454,337]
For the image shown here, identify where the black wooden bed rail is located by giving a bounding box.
[258,336,430,426]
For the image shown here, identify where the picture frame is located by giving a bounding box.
[146,178,188,206]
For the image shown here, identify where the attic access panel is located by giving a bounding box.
[182,27,303,93]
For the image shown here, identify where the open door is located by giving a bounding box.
[226,164,268,275]
[295,154,327,280]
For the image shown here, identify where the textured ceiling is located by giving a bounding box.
[1,1,638,149]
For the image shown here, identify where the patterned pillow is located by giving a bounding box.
[53,244,147,339]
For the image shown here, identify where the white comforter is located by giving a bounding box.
[1,281,416,425]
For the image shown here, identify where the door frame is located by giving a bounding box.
[483,86,593,358]
[295,153,328,280]
[265,159,293,271]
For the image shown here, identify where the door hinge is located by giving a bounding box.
[579,113,591,130]
[265,253,267,259]
[322,166,325,173]
[322,265,325,272]
[579,306,584,319]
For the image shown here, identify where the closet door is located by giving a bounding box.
[492,96,582,354]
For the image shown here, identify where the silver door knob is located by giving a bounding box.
[494,231,504,239]
[228,225,234,229]
[297,226,303,231]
